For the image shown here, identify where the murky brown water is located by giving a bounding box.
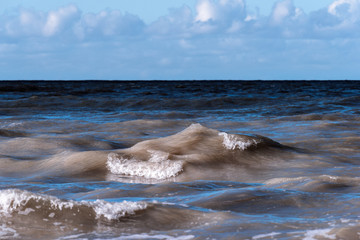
[0,81,359,239]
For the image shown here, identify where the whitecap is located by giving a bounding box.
[219,132,259,151]
[0,224,19,239]
[0,189,147,221]
[303,228,336,240]
[107,153,184,180]
[114,233,195,240]
[92,199,147,220]
[252,232,281,239]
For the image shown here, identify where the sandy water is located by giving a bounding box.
[0,81,359,239]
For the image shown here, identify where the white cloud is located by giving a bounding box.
[271,0,294,24]
[227,20,242,33]
[195,0,246,25]
[328,0,360,18]
[43,5,79,37]
[2,0,359,40]
[75,10,145,39]
[1,5,80,38]
[195,0,217,22]
[1,0,360,80]
[3,9,43,37]
[147,5,193,37]
[327,0,360,31]
[219,0,245,7]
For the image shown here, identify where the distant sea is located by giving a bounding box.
[0,80,359,239]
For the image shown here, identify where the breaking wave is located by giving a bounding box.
[106,124,294,180]
[0,123,296,181]
[0,189,148,221]
[218,132,259,150]
[107,151,184,180]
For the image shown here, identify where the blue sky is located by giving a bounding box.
[1,0,359,80]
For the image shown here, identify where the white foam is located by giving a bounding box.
[18,207,35,215]
[0,224,19,238]
[219,132,258,151]
[303,228,336,240]
[0,189,147,221]
[0,189,53,217]
[148,150,170,163]
[57,234,88,240]
[252,232,281,239]
[58,233,194,240]
[106,233,195,240]
[0,121,23,129]
[265,177,308,185]
[92,199,147,220]
[107,153,184,180]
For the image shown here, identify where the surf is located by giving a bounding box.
[0,124,297,182]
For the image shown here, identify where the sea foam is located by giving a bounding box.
[0,224,19,239]
[0,189,147,221]
[107,152,184,180]
[303,228,336,240]
[219,132,259,150]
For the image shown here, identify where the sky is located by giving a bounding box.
[0,0,359,80]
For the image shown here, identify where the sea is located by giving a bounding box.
[0,80,359,240]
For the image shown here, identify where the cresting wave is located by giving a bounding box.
[0,189,148,221]
[219,132,260,151]
[1,81,359,239]
[0,123,294,181]
[107,152,184,180]
[106,124,291,180]
[0,188,230,239]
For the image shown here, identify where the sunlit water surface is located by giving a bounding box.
[0,81,359,239]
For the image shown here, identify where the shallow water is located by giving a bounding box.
[0,80,359,239]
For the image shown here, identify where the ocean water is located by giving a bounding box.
[0,80,359,240]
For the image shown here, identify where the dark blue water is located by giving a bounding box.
[0,81,359,239]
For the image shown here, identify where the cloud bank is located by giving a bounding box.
[1,0,360,80]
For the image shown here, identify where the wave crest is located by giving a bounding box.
[107,152,184,180]
[0,189,148,221]
[0,124,294,182]
[219,132,259,150]
[106,124,293,180]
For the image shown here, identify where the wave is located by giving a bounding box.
[107,124,295,180]
[0,124,296,181]
[0,129,30,138]
[57,233,196,240]
[278,113,360,122]
[107,151,184,180]
[265,175,360,192]
[0,188,230,239]
[0,189,148,222]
